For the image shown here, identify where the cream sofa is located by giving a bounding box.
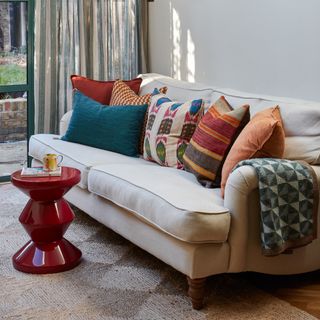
[29,74,320,309]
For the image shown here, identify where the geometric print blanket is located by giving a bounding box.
[234,158,319,256]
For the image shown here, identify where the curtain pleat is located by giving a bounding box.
[34,0,148,134]
[138,0,149,73]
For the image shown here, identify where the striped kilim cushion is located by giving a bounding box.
[183,96,250,187]
[110,80,167,154]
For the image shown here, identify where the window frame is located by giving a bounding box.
[0,0,34,182]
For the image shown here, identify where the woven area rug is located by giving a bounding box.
[0,183,316,320]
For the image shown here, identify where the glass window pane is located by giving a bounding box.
[0,2,27,85]
[0,91,27,177]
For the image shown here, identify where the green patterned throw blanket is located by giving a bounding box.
[234,158,319,256]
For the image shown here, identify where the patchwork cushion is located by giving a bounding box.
[70,75,142,105]
[183,96,250,187]
[62,90,147,157]
[88,163,230,243]
[221,106,285,197]
[143,93,204,169]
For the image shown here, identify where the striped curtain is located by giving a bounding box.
[34,0,148,134]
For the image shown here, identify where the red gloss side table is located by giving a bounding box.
[11,166,82,274]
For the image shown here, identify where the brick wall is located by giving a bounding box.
[0,98,27,142]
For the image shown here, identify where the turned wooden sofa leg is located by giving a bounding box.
[187,276,207,310]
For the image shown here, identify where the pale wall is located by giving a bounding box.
[148,0,320,102]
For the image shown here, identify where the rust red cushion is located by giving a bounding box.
[70,75,142,105]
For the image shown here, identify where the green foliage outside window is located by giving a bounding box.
[0,64,26,85]
[0,51,26,85]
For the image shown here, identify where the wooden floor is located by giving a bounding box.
[246,271,320,319]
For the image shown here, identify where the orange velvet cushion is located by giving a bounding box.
[221,106,285,197]
[70,75,142,105]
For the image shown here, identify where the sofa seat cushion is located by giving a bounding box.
[29,134,156,189]
[88,164,230,243]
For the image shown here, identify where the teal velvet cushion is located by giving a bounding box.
[61,90,148,157]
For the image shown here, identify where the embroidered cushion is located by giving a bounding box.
[221,106,285,197]
[70,75,142,105]
[143,92,204,169]
[183,96,250,187]
[61,90,147,157]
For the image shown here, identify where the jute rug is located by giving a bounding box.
[0,183,316,320]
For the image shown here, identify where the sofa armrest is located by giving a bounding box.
[223,165,259,272]
[59,110,73,136]
[224,164,320,273]
[225,164,320,199]
[311,165,320,185]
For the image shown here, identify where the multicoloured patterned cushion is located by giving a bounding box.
[110,79,167,105]
[110,80,167,154]
[143,92,204,169]
[183,96,250,187]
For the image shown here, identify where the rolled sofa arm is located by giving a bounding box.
[223,165,259,272]
[59,110,73,136]
[224,164,320,273]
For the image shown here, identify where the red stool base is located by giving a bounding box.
[12,239,82,274]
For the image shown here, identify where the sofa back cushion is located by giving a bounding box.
[139,73,214,102]
[61,90,147,157]
[284,136,320,164]
[139,74,320,164]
